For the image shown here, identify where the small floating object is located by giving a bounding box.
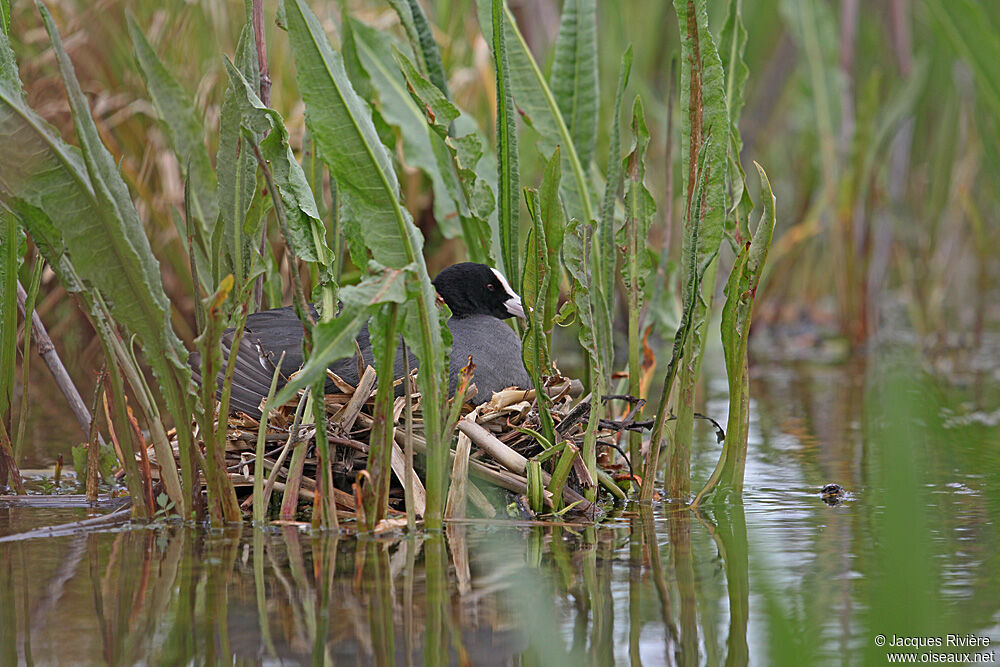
[821,483,846,505]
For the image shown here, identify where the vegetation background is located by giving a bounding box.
[5,0,998,465]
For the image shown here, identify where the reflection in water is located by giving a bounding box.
[0,507,752,664]
[2,358,999,664]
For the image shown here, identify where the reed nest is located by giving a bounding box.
[162,366,645,522]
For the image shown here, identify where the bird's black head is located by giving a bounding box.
[432,263,525,320]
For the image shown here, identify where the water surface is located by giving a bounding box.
[2,351,998,665]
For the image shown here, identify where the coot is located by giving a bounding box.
[190,263,530,416]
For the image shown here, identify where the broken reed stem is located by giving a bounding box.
[126,403,156,513]
[275,391,310,519]
[444,431,471,519]
[0,418,25,494]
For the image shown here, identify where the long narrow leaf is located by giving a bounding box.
[491,0,520,291]
[215,22,259,290]
[476,0,594,225]
[126,13,218,241]
[550,0,598,169]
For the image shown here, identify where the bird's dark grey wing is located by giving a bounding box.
[447,315,529,404]
[188,305,373,418]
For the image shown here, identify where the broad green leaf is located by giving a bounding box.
[215,22,259,289]
[349,19,461,237]
[619,96,656,466]
[619,96,656,301]
[491,0,520,292]
[0,15,16,88]
[284,0,414,269]
[340,6,373,101]
[521,188,549,375]
[126,13,217,242]
[693,162,775,503]
[676,0,729,275]
[562,219,598,368]
[550,0,598,169]
[537,147,565,338]
[476,0,594,226]
[670,0,734,496]
[720,0,749,138]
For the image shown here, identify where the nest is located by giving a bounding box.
[174,365,643,523]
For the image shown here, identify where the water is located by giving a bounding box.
[2,351,999,665]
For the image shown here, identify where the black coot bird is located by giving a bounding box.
[190,263,530,417]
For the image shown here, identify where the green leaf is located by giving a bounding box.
[126,13,217,242]
[285,0,413,269]
[221,57,332,276]
[620,96,656,467]
[619,96,656,299]
[562,219,598,368]
[476,0,595,226]
[693,162,775,503]
[349,19,461,237]
[720,0,749,135]
[550,0,598,169]
[521,187,556,448]
[0,0,9,38]
[284,0,449,526]
[593,47,632,376]
[0,24,18,94]
[537,147,565,337]
[491,0,520,292]
[395,49,495,262]
[676,0,729,274]
[269,266,408,407]
[0,206,20,422]
[5,3,190,511]
[386,0,450,97]
[719,0,751,238]
[215,22,259,289]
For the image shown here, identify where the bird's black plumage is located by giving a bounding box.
[189,263,530,417]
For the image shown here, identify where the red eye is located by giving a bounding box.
[487,283,495,291]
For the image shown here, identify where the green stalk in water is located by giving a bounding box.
[365,302,401,528]
[252,353,284,524]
